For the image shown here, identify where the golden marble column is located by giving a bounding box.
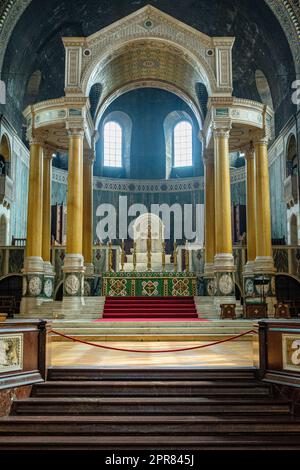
[204,155,215,275]
[244,145,256,272]
[213,126,235,301]
[82,153,94,265]
[254,138,274,272]
[214,127,234,270]
[42,149,53,264]
[26,140,44,261]
[82,152,95,295]
[21,139,45,314]
[66,129,84,256]
[63,128,85,305]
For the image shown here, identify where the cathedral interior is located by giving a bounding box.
[0,0,300,453]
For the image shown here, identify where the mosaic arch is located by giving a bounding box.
[0,1,299,78]
[63,6,235,128]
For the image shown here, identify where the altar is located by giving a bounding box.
[102,272,197,297]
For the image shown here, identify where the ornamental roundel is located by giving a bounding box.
[28,277,42,296]
[219,274,234,295]
[44,279,53,299]
[65,275,80,296]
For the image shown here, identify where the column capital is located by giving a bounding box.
[43,147,55,161]
[29,136,44,147]
[253,135,269,146]
[212,125,231,139]
[67,125,85,138]
[243,143,255,161]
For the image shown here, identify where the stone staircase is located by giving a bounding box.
[51,319,255,342]
[19,297,106,320]
[0,368,299,449]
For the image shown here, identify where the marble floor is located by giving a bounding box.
[49,339,255,368]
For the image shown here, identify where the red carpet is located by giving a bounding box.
[101,296,200,320]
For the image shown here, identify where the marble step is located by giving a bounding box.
[2,434,300,450]
[32,380,270,397]
[46,367,258,381]
[2,415,300,436]
[11,396,291,416]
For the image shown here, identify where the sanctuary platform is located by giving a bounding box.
[102,272,197,297]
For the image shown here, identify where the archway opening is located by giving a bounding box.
[275,274,300,317]
[0,275,23,315]
[0,134,11,177]
[286,134,297,179]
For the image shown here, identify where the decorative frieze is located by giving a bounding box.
[0,334,23,374]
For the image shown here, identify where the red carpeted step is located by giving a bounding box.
[104,306,197,310]
[102,296,199,320]
[104,311,198,316]
[105,297,194,302]
[103,313,197,316]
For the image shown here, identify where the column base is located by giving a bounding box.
[21,256,45,316]
[84,263,95,296]
[203,264,217,297]
[43,261,55,302]
[243,260,256,275]
[213,254,236,300]
[214,253,235,272]
[63,254,85,313]
[254,256,275,274]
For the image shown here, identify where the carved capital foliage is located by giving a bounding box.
[43,147,55,160]
[243,143,255,160]
[67,126,84,139]
[212,126,231,139]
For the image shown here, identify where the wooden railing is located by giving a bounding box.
[0,320,51,391]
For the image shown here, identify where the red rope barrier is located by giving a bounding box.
[50,329,257,354]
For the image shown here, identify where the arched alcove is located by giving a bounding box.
[286,134,297,177]
[0,134,11,177]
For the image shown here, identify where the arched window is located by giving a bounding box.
[174,121,193,167]
[103,121,122,168]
